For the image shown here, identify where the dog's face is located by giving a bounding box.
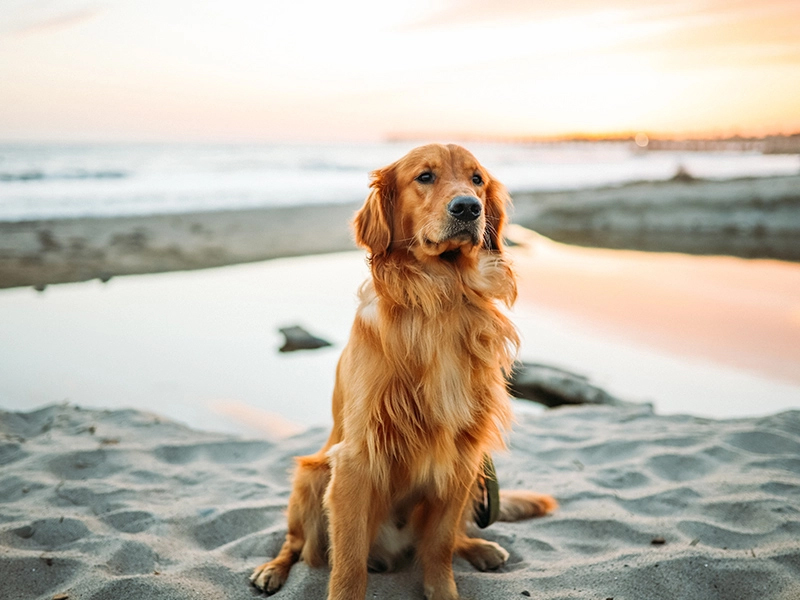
[354,144,509,260]
[392,144,489,257]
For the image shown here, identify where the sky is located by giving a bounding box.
[1,0,799,142]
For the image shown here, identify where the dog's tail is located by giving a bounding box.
[497,490,558,522]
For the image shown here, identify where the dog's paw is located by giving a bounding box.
[423,582,460,600]
[459,538,509,571]
[250,562,289,595]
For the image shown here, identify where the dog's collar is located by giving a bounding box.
[474,453,500,529]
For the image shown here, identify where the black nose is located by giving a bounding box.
[447,196,482,222]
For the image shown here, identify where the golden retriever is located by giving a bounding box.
[250,143,557,600]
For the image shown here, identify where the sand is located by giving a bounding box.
[2,180,800,598]
[1,402,799,600]
[0,204,359,289]
[511,174,800,261]
[3,174,799,290]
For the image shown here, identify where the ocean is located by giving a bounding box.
[1,141,798,221]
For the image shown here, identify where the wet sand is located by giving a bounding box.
[3,174,799,290]
[0,203,358,289]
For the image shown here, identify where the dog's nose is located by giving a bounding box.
[447,196,482,222]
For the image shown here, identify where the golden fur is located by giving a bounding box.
[251,144,557,600]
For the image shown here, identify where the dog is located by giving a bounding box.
[250,144,557,600]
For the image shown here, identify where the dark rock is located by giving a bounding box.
[651,536,666,545]
[278,326,333,353]
[507,362,622,408]
[671,164,696,182]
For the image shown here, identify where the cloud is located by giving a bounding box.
[2,2,103,37]
[402,0,664,30]
[402,0,800,33]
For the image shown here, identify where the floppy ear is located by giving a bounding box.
[353,166,394,256]
[484,175,511,251]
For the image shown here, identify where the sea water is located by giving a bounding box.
[1,141,798,221]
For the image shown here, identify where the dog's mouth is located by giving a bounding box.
[433,217,482,244]
[418,212,485,260]
[444,229,480,246]
[424,229,480,257]
[438,248,462,262]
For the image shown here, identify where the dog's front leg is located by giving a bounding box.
[417,490,472,600]
[324,448,383,600]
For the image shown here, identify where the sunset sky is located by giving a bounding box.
[1,0,799,142]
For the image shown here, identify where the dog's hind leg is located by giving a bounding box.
[456,489,557,573]
[251,454,331,594]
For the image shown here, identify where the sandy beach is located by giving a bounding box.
[3,174,799,290]
[4,0,800,595]
[0,204,359,290]
[2,178,800,599]
[511,174,800,261]
[2,402,799,600]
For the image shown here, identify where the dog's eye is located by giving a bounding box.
[416,171,434,184]
[472,173,484,185]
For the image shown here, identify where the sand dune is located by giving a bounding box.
[2,403,799,600]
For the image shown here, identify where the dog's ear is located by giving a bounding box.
[484,175,510,251]
[353,166,395,256]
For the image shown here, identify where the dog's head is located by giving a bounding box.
[353,144,510,261]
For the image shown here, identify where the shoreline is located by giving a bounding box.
[1,245,798,437]
[2,174,800,290]
[512,174,800,261]
[0,203,359,289]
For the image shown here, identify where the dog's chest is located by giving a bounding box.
[354,278,512,458]
[401,310,499,429]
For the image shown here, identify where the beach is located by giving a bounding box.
[2,234,800,599]
[0,204,359,290]
[3,172,800,290]
[2,402,799,600]
[512,174,800,262]
[2,159,800,598]
[4,0,800,593]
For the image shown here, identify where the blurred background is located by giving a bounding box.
[1,0,799,435]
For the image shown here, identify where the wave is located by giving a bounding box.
[1,142,798,221]
[0,170,127,182]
